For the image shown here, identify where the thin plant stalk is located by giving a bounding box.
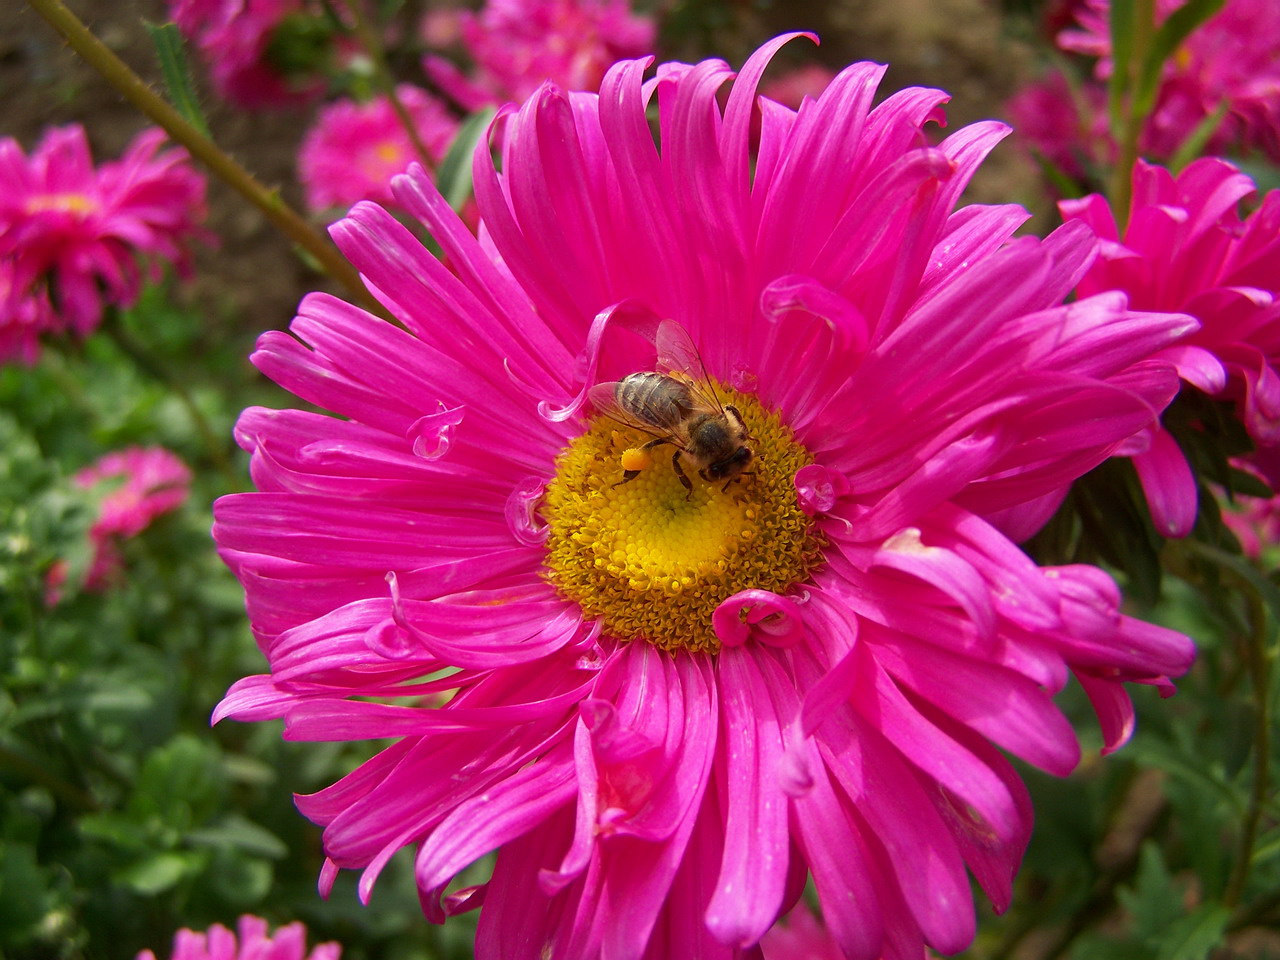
[1224,592,1273,909]
[1109,0,1158,230]
[338,0,437,170]
[24,0,392,322]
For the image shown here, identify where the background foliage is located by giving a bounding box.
[2,0,1278,958]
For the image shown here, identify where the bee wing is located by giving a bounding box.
[655,319,726,413]
[588,380,686,445]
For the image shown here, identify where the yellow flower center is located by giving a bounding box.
[542,384,824,653]
[26,192,97,216]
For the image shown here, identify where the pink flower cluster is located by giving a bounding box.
[0,125,207,365]
[137,915,339,960]
[423,0,655,109]
[299,85,459,214]
[75,446,192,589]
[215,35,1196,960]
[168,0,325,109]
[1059,0,1280,161]
[1063,158,1280,535]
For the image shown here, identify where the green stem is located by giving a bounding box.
[1224,591,1273,908]
[0,742,98,812]
[1108,0,1157,230]
[24,0,393,322]
[340,0,437,170]
[100,312,240,489]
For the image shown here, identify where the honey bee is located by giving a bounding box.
[588,320,754,498]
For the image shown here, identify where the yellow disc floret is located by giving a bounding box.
[542,384,824,653]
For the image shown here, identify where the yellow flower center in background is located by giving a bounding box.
[542,384,824,653]
[26,192,97,216]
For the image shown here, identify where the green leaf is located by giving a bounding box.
[1118,842,1184,941]
[1108,0,1137,140]
[1135,0,1227,118]
[114,851,195,895]
[144,21,210,138]
[186,814,287,859]
[436,107,497,213]
[1153,903,1231,960]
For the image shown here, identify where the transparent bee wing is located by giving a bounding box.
[656,319,725,413]
[655,319,704,377]
[588,381,662,432]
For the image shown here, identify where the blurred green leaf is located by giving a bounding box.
[1134,0,1226,118]
[1153,903,1230,960]
[115,851,196,895]
[436,107,497,212]
[145,21,210,137]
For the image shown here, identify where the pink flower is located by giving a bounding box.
[1062,158,1280,535]
[1004,69,1112,182]
[759,64,838,110]
[1059,0,1280,161]
[214,37,1195,960]
[0,125,208,363]
[137,915,340,960]
[423,0,655,109]
[762,903,845,960]
[168,0,325,109]
[75,446,192,589]
[299,86,459,214]
[1221,484,1280,559]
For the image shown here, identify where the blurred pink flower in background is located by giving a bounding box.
[137,915,340,960]
[1062,158,1280,535]
[169,0,326,109]
[761,903,845,960]
[299,85,459,213]
[1221,484,1280,559]
[0,125,208,364]
[214,36,1195,959]
[423,0,655,109]
[75,446,192,589]
[1059,0,1280,160]
[1004,69,1111,181]
[759,64,837,110]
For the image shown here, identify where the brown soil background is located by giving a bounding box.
[3,0,1046,337]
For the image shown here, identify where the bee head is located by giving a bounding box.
[706,446,753,480]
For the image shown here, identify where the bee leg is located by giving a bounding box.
[672,451,694,500]
[614,437,671,487]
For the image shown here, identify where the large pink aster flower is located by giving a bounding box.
[168,0,325,109]
[423,0,655,110]
[299,85,459,214]
[1061,158,1280,535]
[1059,0,1280,161]
[76,445,192,589]
[214,37,1196,960]
[0,125,207,363]
[138,915,339,960]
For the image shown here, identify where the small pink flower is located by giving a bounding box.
[1059,0,1280,161]
[168,0,326,109]
[137,915,340,960]
[1062,158,1280,535]
[1222,487,1280,559]
[762,903,846,960]
[423,0,655,109]
[1004,69,1112,181]
[299,86,459,214]
[0,125,208,363]
[75,446,192,589]
[215,37,1195,959]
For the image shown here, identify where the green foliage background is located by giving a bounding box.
[2,0,1279,958]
